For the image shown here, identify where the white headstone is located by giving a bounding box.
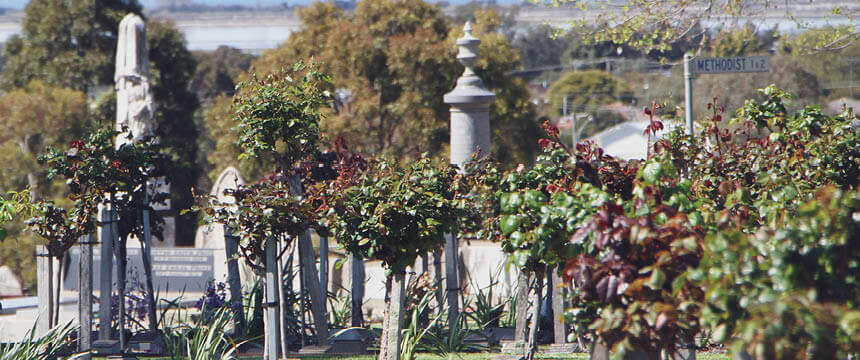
[194,167,245,249]
[115,14,155,149]
[0,266,23,297]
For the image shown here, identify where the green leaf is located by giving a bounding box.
[500,215,521,235]
[646,268,666,290]
[641,162,662,184]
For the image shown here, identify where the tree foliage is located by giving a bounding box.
[243,0,539,168]
[196,61,332,272]
[0,0,142,91]
[708,23,777,58]
[189,45,255,102]
[549,0,859,55]
[270,0,458,158]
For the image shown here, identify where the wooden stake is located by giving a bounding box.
[79,236,93,360]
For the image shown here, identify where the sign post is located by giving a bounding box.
[684,54,694,137]
[683,54,770,137]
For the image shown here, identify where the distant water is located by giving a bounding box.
[2,0,491,9]
[0,22,296,54]
[177,24,298,52]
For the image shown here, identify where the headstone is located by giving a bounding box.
[65,247,216,292]
[194,167,245,249]
[0,266,23,297]
[193,167,251,290]
[115,14,155,148]
[116,13,174,247]
[328,328,371,354]
[443,20,496,334]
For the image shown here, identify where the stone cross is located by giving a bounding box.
[443,21,496,332]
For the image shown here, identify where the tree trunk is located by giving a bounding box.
[288,175,330,345]
[380,273,405,360]
[526,271,543,360]
[225,229,245,335]
[514,271,530,342]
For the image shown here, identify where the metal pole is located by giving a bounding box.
[319,235,328,314]
[684,53,694,137]
[264,236,281,360]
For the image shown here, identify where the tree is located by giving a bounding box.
[147,20,202,246]
[0,81,87,292]
[1,0,203,267]
[513,24,568,69]
[708,23,777,57]
[0,81,88,200]
[549,0,858,54]
[0,0,142,91]
[325,156,464,360]
[780,27,860,99]
[201,95,272,182]
[263,0,459,159]
[58,19,202,246]
[189,45,255,102]
[447,2,519,41]
[242,0,539,168]
[546,70,632,139]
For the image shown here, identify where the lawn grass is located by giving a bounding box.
[130,351,729,360]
